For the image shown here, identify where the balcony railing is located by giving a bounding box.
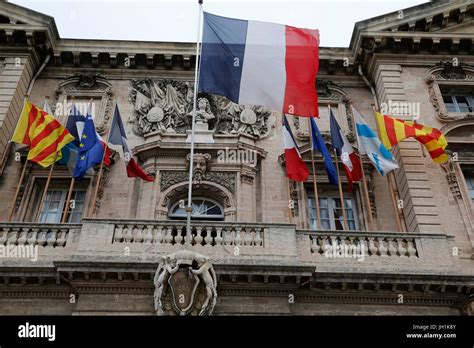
[0,219,458,274]
[308,232,419,258]
[113,222,264,247]
[0,222,81,248]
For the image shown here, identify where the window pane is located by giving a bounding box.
[348,220,356,230]
[455,96,470,112]
[38,190,63,223]
[69,213,81,223]
[344,199,352,209]
[52,190,62,201]
[207,205,221,215]
[333,198,356,231]
[319,198,328,208]
[321,220,331,229]
[67,191,85,223]
[170,198,223,220]
[443,95,457,112]
[74,191,86,203]
[346,209,354,219]
[320,208,330,219]
[308,196,357,230]
[465,176,474,201]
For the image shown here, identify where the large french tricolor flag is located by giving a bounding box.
[283,116,309,182]
[199,12,319,117]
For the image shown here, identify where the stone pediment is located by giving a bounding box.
[0,2,55,26]
[350,0,474,55]
[0,2,59,38]
[0,2,60,62]
[352,0,472,34]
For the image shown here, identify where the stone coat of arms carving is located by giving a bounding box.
[129,79,275,139]
[154,250,217,316]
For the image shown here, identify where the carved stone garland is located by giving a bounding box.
[52,74,114,135]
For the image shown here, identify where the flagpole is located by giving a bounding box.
[89,100,114,218]
[185,0,204,245]
[286,178,294,224]
[350,104,375,231]
[34,152,58,222]
[7,158,28,221]
[307,117,321,230]
[329,105,349,230]
[62,177,75,223]
[34,96,63,223]
[371,105,404,232]
[7,95,30,221]
[61,98,77,223]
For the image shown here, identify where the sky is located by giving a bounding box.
[10,0,428,47]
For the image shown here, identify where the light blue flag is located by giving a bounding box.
[353,107,398,176]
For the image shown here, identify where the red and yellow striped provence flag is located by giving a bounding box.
[12,100,75,167]
[376,112,448,164]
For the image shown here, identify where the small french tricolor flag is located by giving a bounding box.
[199,12,319,117]
[283,116,309,182]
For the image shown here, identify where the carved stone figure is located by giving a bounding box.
[187,97,215,125]
[186,153,211,183]
[191,255,218,315]
[154,250,217,316]
[129,79,275,139]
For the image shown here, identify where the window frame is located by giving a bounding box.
[169,196,225,220]
[307,194,359,231]
[36,188,87,223]
[442,94,474,113]
[460,166,474,204]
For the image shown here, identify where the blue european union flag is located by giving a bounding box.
[73,115,104,180]
[59,105,85,174]
[310,117,338,185]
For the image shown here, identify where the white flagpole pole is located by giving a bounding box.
[186,0,203,245]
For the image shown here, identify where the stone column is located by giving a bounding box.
[0,56,34,166]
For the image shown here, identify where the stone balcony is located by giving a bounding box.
[0,219,463,276]
[1,219,473,315]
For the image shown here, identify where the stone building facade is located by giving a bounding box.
[0,0,473,315]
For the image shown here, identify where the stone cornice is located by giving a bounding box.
[2,0,473,75]
[351,0,473,48]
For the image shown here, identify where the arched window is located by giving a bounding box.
[169,197,224,220]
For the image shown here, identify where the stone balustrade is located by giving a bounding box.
[0,223,80,248]
[0,220,457,273]
[112,222,264,247]
[308,232,419,258]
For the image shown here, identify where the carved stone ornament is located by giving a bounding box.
[160,182,233,209]
[426,62,474,122]
[160,171,235,194]
[440,155,463,200]
[129,79,275,139]
[186,153,211,183]
[154,250,217,316]
[53,73,114,134]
